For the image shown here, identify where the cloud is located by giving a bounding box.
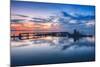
[85,20,95,27]
[11,11,95,29]
[11,14,33,23]
[48,11,95,26]
[11,19,25,23]
[31,18,47,22]
[69,20,77,24]
[61,11,95,21]
[73,14,95,20]
[14,14,30,18]
[61,11,74,18]
[31,17,57,23]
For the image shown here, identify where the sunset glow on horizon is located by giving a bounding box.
[11,1,95,36]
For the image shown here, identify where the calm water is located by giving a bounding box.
[11,36,95,66]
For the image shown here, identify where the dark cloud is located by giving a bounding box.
[61,11,95,21]
[61,11,73,18]
[13,11,95,25]
[32,17,54,23]
[30,11,95,24]
[11,19,25,23]
[32,18,46,22]
[14,14,30,18]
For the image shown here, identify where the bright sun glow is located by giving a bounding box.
[42,23,52,29]
[22,22,34,28]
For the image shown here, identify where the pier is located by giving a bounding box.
[11,30,93,41]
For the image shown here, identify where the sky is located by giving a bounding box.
[11,1,95,34]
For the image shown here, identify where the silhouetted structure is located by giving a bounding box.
[11,29,93,41]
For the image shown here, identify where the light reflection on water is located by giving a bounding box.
[11,36,95,66]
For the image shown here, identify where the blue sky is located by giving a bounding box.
[11,1,95,17]
[11,1,95,34]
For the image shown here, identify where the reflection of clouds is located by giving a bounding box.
[11,36,95,50]
[11,40,32,47]
[68,37,95,49]
[11,37,74,47]
[48,37,95,51]
[85,37,95,42]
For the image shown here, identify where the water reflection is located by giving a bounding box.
[11,36,95,66]
[11,36,95,50]
[11,29,95,66]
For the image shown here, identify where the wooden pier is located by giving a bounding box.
[11,30,93,41]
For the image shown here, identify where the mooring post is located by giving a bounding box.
[19,33,22,40]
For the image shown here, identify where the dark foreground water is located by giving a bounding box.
[11,36,95,66]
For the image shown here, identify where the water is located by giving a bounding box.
[11,36,95,66]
